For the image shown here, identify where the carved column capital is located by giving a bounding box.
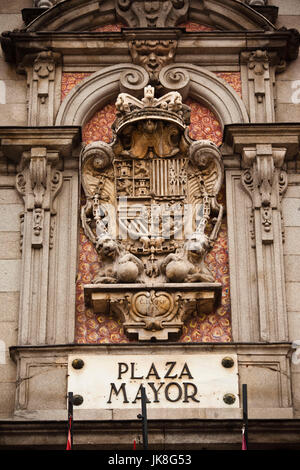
[16,147,62,249]
[241,144,287,244]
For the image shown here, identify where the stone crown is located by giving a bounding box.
[113,85,190,134]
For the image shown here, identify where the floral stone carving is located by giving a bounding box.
[82,85,223,340]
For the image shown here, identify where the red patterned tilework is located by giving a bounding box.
[216,72,242,97]
[75,225,130,343]
[82,103,117,144]
[186,98,223,146]
[61,72,92,102]
[91,24,126,32]
[178,22,218,31]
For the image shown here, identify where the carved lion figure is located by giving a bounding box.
[93,233,144,284]
[160,232,214,283]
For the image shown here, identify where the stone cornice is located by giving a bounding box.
[1,29,299,65]
[1,418,300,450]
[0,126,81,163]
[223,123,300,160]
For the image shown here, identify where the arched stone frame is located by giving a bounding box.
[55,63,249,127]
[159,63,249,128]
[56,62,249,344]
[25,0,275,32]
[55,64,149,127]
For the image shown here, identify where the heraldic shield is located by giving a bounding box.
[82,86,223,340]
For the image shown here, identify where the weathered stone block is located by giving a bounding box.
[0,232,21,260]
[0,205,23,231]
[0,292,19,321]
[286,282,300,312]
[0,382,15,418]
[0,188,23,205]
[27,365,67,411]
[282,198,300,227]
[0,104,27,126]
[276,104,300,122]
[0,320,18,348]
[284,256,300,282]
[0,260,21,292]
[288,311,300,341]
[284,227,300,254]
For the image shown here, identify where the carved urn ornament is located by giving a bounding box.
[82,86,224,340]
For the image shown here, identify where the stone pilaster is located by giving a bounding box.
[16,147,63,345]
[224,124,300,343]
[241,50,276,124]
[0,127,81,346]
[23,51,62,127]
[241,144,288,342]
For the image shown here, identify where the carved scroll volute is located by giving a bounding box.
[16,147,62,249]
[119,66,149,97]
[159,64,190,100]
[81,141,116,246]
[188,140,224,244]
[241,144,287,244]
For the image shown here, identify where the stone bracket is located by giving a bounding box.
[241,144,287,245]
[16,147,62,249]
[84,282,222,341]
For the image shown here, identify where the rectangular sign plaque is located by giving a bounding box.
[68,354,239,410]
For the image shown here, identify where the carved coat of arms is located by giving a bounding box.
[82,86,224,340]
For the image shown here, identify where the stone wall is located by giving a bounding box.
[0,0,299,445]
[0,179,22,418]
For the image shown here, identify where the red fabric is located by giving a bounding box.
[242,426,247,450]
[66,417,72,450]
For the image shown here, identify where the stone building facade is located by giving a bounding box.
[0,0,300,450]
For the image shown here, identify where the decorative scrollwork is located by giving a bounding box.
[159,65,190,99]
[119,67,149,96]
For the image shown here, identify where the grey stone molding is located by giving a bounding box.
[224,123,300,343]
[159,63,249,126]
[9,342,294,422]
[20,0,276,32]
[0,127,81,346]
[84,283,222,340]
[55,63,249,127]
[1,418,300,449]
[55,64,149,125]
[1,29,298,73]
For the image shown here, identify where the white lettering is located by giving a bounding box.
[0,81,6,105]
[0,340,5,365]
[291,80,300,104]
